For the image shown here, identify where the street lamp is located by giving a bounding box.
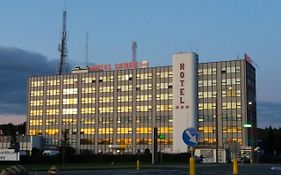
[215,94,219,163]
[247,101,254,163]
[215,86,232,163]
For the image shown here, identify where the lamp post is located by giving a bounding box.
[215,87,233,163]
[215,94,219,163]
[248,101,254,163]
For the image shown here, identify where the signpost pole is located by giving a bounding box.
[182,128,199,175]
[190,155,196,175]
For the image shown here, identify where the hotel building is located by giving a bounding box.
[26,52,256,155]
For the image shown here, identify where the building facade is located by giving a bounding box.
[26,52,256,154]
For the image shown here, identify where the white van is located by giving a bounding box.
[42,150,60,156]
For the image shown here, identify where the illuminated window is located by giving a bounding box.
[136,138,152,145]
[99,76,113,82]
[136,127,152,134]
[136,95,152,101]
[201,68,216,75]
[63,78,78,85]
[117,139,132,145]
[63,98,78,105]
[63,108,78,115]
[117,85,132,92]
[62,118,77,124]
[47,80,60,86]
[30,110,43,116]
[29,120,42,126]
[226,66,239,73]
[136,84,152,90]
[31,81,44,87]
[136,105,152,112]
[98,138,113,144]
[30,100,43,106]
[81,108,95,114]
[156,105,172,111]
[81,128,95,134]
[99,97,114,103]
[222,78,241,86]
[29,130,42,135]
[198,103,216,110]
[45,129,59,135]
[99,107,113,113]
[31,90,43,96]
[99,86,113,93]
[82,87,96,93]
[198,69,203,75]
[117,106,132,113]
[117,96,132,102]
[198,80,216,87]
[118,74,133,81]
[82,98,95,104]
[236,66,241,72]
[46,119,57,125]
[156,72,173,78]
[156,83,172,89]
[222,127,242,133]
[156,94,172,100]
[63,88,78,95]
[46,99,60,105]
[222,102,241,109]
[47,90,60,96]
[158,127,173,134]
[198,91,217,98]
[46,109,59,115]
[136,73,152,80]
[117,128,132,134]
[198,127,215,133]
[98,128,113,134]
[81,118,95,124]
[82,77,96,83]
[222,89,241,97]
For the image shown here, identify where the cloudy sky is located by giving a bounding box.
[0,0,280,128]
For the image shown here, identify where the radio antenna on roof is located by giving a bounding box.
[58,3,68,74]
[132,41,137,62]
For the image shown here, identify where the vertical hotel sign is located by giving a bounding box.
[178,63,188,108]
[172,52,198,153]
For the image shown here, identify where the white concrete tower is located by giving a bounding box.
[172,52,198,153]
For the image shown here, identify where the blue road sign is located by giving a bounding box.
[182,127,200,147]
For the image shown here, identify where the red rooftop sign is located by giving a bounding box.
[88,61,149,72]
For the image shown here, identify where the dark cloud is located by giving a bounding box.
[0,46,280,128]
[257,101,281,128]
[0,46,58,115]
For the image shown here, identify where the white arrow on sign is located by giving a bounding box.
[185,130,197,143]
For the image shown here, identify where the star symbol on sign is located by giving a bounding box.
[181,105,184,109]
[176,106,179,109]
[186,105,189,109]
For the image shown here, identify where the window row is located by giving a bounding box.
[29,127,173,135]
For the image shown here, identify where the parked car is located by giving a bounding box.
[42,150,59,156]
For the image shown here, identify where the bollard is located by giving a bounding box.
[233,158,238,175]
[136,160,140,170]
[189,156,196,175]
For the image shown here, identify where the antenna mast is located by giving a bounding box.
[132,41,137,62]
[58,10,68,75]
[85,32,89,66]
